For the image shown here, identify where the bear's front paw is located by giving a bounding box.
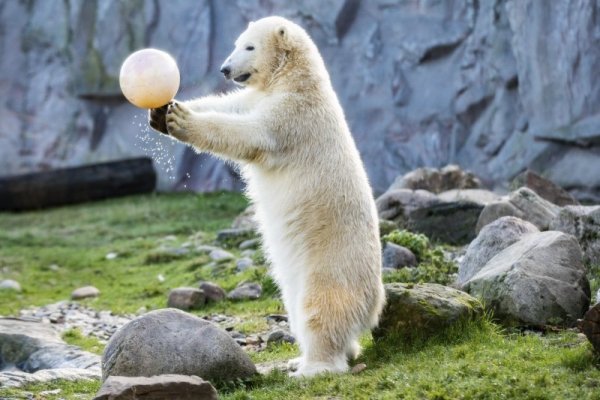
[148,103,170,135]
[166,100,192,137]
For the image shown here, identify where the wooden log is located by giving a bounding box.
[0,157,156,211]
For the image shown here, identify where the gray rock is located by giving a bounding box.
[266,330,296,346]
[93,374,218,400]
[209,249,234,263]
[550,205,600,265]
[457,217,539,287]
[376,189,441,222]
[216,228,257,248]
[102,309,256,381]
[228,282,262,301]
[437,189,502,206]
[389,165,482,194]
[0,318,100,387]
[167,287,205,310]
[235,257,254,272]
[512,170,579,207]
[463,231,591,326]
[382,243,417,269]
[477,188,561,232]
[232,205,258,230]
[71,286,100,300]
[0,279,21,292]
[407,201,484,245]
[372,283,483,340]
[239,238,260,250]
[198,281,226,303]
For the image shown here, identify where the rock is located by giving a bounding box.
[438,189,502,206]
[581,303,600,354]
[457,217,540,287]
[216,228,257,248]
[463,231,591,326]
[106,253,118,260]
[379,219,398,237]
[476,187,561,232]
[93,374,218,400]
[235,257,254,272]
[102,309,256,381]
[167,287,205,310]
[0,318,100,387]
[388,165,482,194]
[239,238,260,250]
[209,249,234,263]
[196,245,220,254]
[351,363,367,374]
[550,205,600,265]
[71,286,100,300]
[376,189,441,222]
[407,201,484,245]
[266,330,296,346]
[372,283,483,340]
[228,282,262,301]
[382,242,417,269]
[198,281,226,303]
[513,170,579,206]
[0,279,21,292]
[232,205,258,230]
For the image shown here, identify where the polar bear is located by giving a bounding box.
[149,16,385,377]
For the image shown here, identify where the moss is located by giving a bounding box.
[382,229,430,260]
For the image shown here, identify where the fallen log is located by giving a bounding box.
[0,157,156,211]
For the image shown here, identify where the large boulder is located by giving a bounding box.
[550,205,600,265]
[437,189,502,206]
[463,231,590,326]
[102,309,256,382]
[512,170,579,207]
[388,165,482,194]
[407,201,484,245]
[457,217,539,286]
[376,189,440,223]
[382,242,417,270]
[93,375,218,400]
[476,187,561,232]
[372,283,483,341]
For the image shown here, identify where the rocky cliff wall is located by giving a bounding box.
[1,0,599,199]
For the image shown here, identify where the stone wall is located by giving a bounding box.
[1,0,599,199]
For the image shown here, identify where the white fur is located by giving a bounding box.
[161,16,385,377]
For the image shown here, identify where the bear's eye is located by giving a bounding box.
[246,46,255,51]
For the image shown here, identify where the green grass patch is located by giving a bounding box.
[61,328,104,355]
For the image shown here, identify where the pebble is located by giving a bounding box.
[351,363,367,374]
[267,330,296,345]
[236,257,254,271]
[71,286,100,300]
[239,238,260,250]
[228,282,262,301]
[48,264,60,271]
[167,287,206,310]
[199,281,226,302]
[0,279,21,292]
[105,252,118,260]
[240,249,256,258]
[157,274,165,283]
[209,249,235,263]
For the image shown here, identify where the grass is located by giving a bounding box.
[1,192,599,399]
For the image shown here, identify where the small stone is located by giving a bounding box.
[245,335,262,345]
[236,257,254,271]
[209,249,235,263]
[48,264,60,271]
[267,330,296,346]
[71,286,100,300]
[167,287,205,310]
[157,274,165,283]
[240,249,256,258]
[266,314,288,323]
[198,281,226,303]
[382,242,417,269]
[351,363,367,374]
[196,245,220,254]
[216,228,257,248]
[228,282,262,301]
[239,238,260,250]
[0,279,21,292]
[105,252,118,260]
[93,374,218,400]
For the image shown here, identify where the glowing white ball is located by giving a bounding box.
[119,48,180,109]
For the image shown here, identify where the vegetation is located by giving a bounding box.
[0,193,598,399]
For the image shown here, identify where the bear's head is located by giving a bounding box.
[220,16,315,89]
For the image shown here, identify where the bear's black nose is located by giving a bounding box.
[220,66,231,78]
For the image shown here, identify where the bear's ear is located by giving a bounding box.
[276,25,291,50]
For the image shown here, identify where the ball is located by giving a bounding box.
[119,48,180,109]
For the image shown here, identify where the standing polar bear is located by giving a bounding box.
[149,16,385,377]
